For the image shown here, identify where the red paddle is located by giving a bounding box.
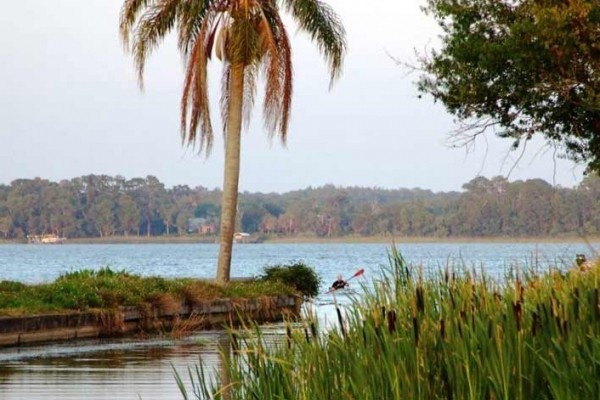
[347,268,365,281]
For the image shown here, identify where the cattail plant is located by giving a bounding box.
[176,249,600,400]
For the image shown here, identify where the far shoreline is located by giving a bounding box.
[1,235,599,245]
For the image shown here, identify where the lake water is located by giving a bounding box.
[0,241,596,284]
[0,241,598,399]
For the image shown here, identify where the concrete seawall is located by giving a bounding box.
[0,295,301,347]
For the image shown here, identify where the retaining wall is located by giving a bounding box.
[0,295,301,347]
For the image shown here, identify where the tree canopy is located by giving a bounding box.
[1,174,600,240]
[418,0,600,172]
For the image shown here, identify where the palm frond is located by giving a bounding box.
[258,3,293,142]
[267,10,293,141]
[242,64,259,130]
[177,0,213,56]
[119,0,157,50]
[281,0,346,88]
[181,10,217,155]
[119,0,181,88]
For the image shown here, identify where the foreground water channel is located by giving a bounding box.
[0,242,597,399]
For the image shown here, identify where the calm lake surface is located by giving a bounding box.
[0,241,598,399]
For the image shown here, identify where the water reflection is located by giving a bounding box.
[0,309,338,400]
[0,334,226,400]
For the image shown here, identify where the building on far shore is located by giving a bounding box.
[187,218,218,235]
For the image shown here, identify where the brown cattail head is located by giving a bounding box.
[387,310,397,334]
[310,320,317,339]
[413,316,420,345]
[513,301,522,332]
[440,318,446,340]
[416,286,425,314]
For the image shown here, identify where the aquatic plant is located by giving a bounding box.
[178,249,600,399]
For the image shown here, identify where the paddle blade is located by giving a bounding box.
[351,268,365,279]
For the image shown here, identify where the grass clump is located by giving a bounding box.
[181,248,600,400]
[0,267,294,316]
[259,261,321,297]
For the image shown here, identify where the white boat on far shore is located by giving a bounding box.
[27,234,66,244]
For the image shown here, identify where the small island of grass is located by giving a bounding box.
[0,263,319,347]
[0,267,295,317]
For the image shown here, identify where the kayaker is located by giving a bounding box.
[330,274,348,290]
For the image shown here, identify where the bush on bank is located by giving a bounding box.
[259,261,322,297]
[182,249,600,400]
[0,267,294,316]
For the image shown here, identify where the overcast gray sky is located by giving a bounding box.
[0,0,585,193]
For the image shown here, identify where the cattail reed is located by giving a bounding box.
[440,318,446,340]
[413,316,420,345]
[176,249,600,400]
[416,286,425,314]
[310,320,317,339]
[513,301,522,332]
[231,332,239,352]
[387,310,397,333]
[336,306,346,339]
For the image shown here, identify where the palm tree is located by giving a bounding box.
[120,0,346,284]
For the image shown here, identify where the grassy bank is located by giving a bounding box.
[183,250,600,399]
[0,268,294,316]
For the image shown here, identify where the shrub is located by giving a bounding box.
[0,280,27,292]
[260,261,321,297]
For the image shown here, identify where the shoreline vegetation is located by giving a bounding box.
[0,267,295,317]
[2,175,600,243]
[2,234,600,245]
[182,250,600,399]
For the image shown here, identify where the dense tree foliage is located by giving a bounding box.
[0,174,599,240]
[418,0,600,172]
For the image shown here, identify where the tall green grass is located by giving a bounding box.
[179,249,600,399]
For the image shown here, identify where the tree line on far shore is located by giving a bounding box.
[0,174,599,240]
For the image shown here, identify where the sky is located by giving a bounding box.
[0,0,586,193]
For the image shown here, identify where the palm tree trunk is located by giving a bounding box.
[216,64,245,285]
